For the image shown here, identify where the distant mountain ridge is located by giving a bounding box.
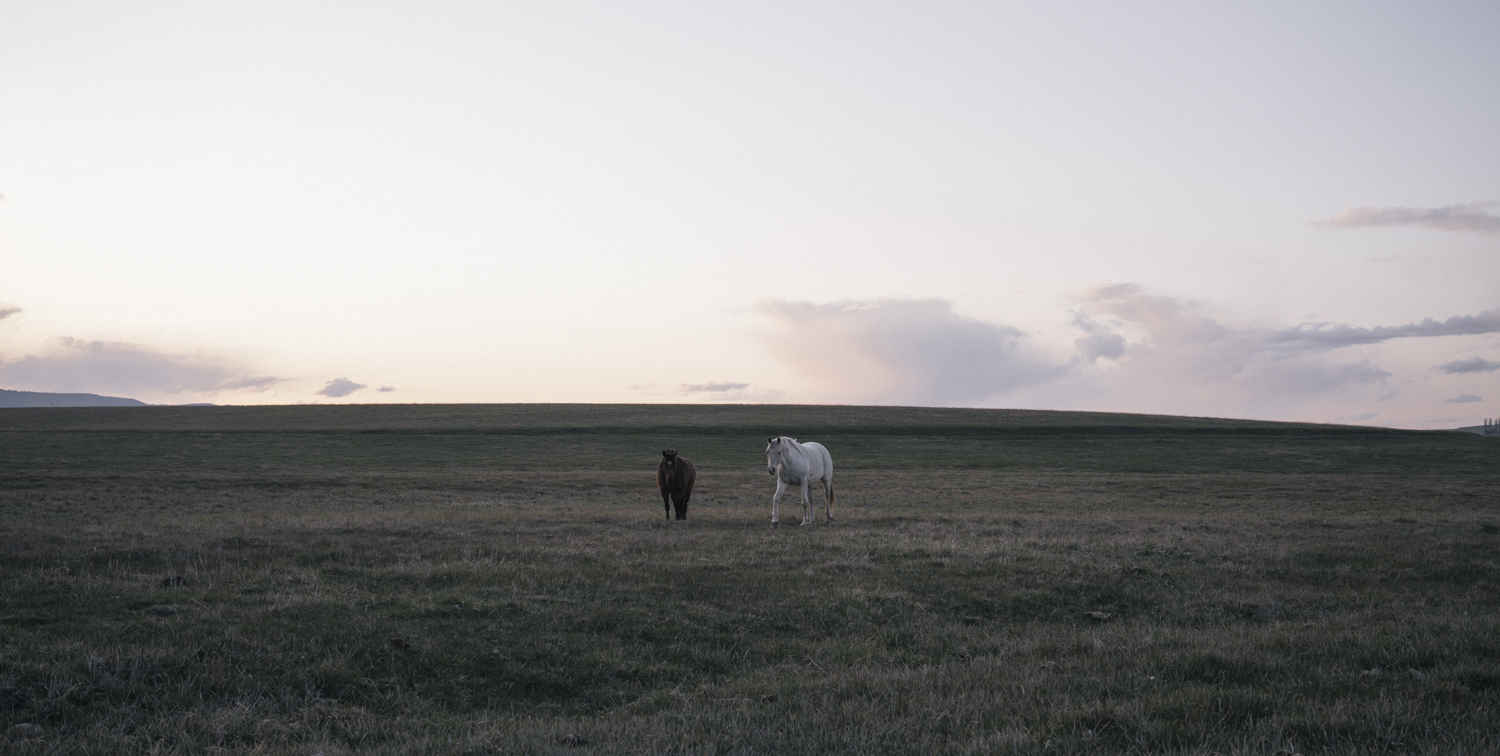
[0,389,148,408]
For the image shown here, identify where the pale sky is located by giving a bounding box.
[2,1,1498,428]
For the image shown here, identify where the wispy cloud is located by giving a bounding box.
[1265,310,1500,351]
[376,386,396,393]
[0,304,20,321]
[680,381,750,393]
[676,380,781,403]
[1079,285,1500,356]
[316,377,367,398]
[0,337,278,396]
[1435,356,1500,374]
[757,298,1058,405]
[1444,394,1483,404]
[1314,202,1500,234]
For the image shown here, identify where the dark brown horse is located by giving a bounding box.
[656,449,696,520]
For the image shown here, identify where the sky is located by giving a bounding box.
[2,1,1498,428]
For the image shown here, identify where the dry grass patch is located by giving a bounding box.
[2,405,1498,753]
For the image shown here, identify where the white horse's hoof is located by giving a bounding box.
[771,521,779,529]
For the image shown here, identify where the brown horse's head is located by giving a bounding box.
[657,450,681,483]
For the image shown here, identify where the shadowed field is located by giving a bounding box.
[2,404,1498,754]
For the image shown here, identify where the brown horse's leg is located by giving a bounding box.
[663,492,672,519]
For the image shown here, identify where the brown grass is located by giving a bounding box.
[2,404,1498,753]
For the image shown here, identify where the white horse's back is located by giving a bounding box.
[801,441,832,480]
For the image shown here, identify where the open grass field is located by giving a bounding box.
[3,403,1499,754]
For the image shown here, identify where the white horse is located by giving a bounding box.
[764,436,835,527]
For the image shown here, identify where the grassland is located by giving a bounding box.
[2,404,1498,754]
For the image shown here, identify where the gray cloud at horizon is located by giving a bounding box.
[1068,285,1402,407]
[753,288,1499,415]
[757,298,1058,405]
[1444,394,1483,404]
[1435,356,1500,374]
[676,380,781,403]
[1063,284,1500,419]
[0,337,279,396]
[680,381,750,393]
[316,377,367,398]
[1313,202,1500,234]
[755,289,1465,410]
[0,304,20,321]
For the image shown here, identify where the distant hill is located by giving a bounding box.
[1455,424,1499,437]
[0,389,148,408]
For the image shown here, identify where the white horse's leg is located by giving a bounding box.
[800,479,813,525]
[771,478,788,528]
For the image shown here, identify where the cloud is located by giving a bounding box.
[1070,311,1126,363]
[316,377,367,398]
[1056,285,1500,421]
[675,381,783,403]
[0,304,20,321]
[1074,284,1227,345]
[1444,394,1483,404]
[376,386,396,393]
[1314,202,1500,234]
[0,337,278,395]
[1435,356,1500,374]
[1080,285,1500,357]
[1264,309,1500,351]
[1064,285,1401,411]
[757,298,1058,405]
[680,381,750,393]
[752,287,1499,421]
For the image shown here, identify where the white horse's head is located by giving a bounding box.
[765,436,784,475]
